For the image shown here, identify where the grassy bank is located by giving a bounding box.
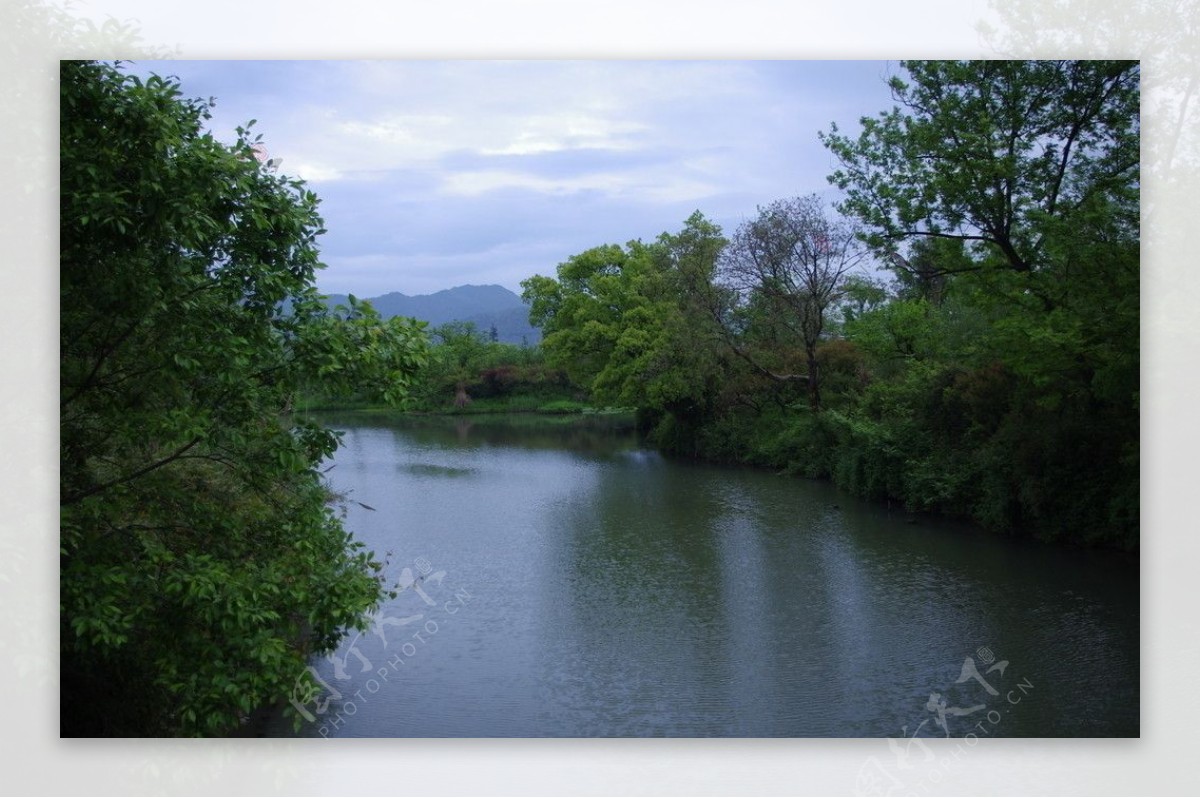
[297,392,633,420]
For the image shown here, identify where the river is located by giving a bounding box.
[260,413,1139,738]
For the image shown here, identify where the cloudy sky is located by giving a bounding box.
[127,60,900,297]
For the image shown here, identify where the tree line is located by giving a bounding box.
[522,60,1140,550]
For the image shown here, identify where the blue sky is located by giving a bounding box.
[127,60,901,297]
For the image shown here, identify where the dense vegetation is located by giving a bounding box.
[523,60,1139,549]
[60,61,428,735]
[301,320,583,414]
[405,322,582,413]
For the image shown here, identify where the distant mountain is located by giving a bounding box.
[321,284,541,345]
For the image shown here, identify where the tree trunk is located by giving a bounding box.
[453,381,471,409]
[806,349,821,412]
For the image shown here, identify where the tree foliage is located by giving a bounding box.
[815,59,1140,545]
[718,195,868,411]
[395,321,570,412]
[821,60,1139,278]
[523,212,730,422]
[60,61,428,736]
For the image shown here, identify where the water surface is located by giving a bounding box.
[264,413,1138,737]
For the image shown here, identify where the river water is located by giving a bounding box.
[261,413,1138,738]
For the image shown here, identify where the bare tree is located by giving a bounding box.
[719,194,867,411]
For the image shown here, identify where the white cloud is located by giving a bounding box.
[439,169,627,197]
[287,160,345,183]
[252,62,770,183]
[477,113,648,156]
[317,107,646,173]
[439,167,719,203]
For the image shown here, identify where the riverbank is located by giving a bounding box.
[641,402,1138,552]
[299,393,635,419]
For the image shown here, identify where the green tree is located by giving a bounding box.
[60,61,428,735]
[836,274,890,326]
[522,212,729,422]
[821,60,1139,282]
[429,321,489,407]
[523,244,629,392]
[885,237,974,305]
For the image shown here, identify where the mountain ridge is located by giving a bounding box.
[320,283,541,345]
